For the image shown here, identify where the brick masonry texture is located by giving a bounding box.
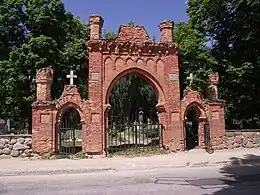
[4,130,260,158]
[31,15,227,156]
[0,135,32,158]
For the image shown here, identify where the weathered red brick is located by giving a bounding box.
[32,15,226,155]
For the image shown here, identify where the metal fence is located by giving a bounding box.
[59,127,82,156]
[107,121,163,154]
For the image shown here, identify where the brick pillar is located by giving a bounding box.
[88,51,104,154]
[36,68,53,101]
[208,102,226,150]
[87,15,104,154]
[159,20,174,43]
[164,55,182,151]
[32,67,55,155]
[89,15,104,40]
[206,72,219,99]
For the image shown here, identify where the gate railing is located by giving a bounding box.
[107,122,163,154]
[59,127,82,156]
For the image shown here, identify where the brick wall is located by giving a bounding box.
[31,15,227,156]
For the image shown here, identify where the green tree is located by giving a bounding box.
[0,0,26,60]
[0,0,89,131]
[103,30,117,40]
[109,75,157,124]
[187,0,260,128]
[128,20,136,26]
[102,30,157,123]
[174,22,217,96]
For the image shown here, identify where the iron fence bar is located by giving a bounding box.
[107,121,164,154]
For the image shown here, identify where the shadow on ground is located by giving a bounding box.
[208,154,260,195]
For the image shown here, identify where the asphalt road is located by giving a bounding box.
[1,165,260,195]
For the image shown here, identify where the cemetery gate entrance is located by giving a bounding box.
[107,109,163,154]
[59,108,82,157]
[184,106,199,150]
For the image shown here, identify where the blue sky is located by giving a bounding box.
[62,0,189,40]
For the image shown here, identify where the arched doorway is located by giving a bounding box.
[184,105,201,150]
[106,74,163,154]
[59,107,82,156]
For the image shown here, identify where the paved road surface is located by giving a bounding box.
[1,165,260,195]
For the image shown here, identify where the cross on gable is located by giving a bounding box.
[66,70,77,85]
[187,73,194,86]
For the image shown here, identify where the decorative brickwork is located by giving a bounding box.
[206,72,219,99]
[31,15,226,156]
[159,20,174,43]
[181,88,226,150]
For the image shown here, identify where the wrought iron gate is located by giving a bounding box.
[107,111,163,154]
[59,108,82,157]
[204,122,214,154]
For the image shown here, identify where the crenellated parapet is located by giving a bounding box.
[87,40,179,56]
[87,15,179,56]
[35,67,54,101]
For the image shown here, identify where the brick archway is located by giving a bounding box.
[104,67,167,153]
[87,15,182,153]
[183,102,208,149]
[183,102,207,120]
[32,15,226,156]
[56,105,83,155]
[56,102,84,124]
[104,67,166,107]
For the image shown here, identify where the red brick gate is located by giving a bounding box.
[31,15,226,156]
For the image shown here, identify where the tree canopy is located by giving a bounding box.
[1,0,259,131]
[187,0,260,128]
[0,0,89,130]
[174,22,217,96]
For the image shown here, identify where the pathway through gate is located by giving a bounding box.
[107,111,163,154]
[107,75,164,154]
[59,108,82,157]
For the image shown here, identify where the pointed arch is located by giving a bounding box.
[105,67,166,107]
[126,57,134,66]
[146,58,154,66]
[104,56,115,71]
[56,102,84,123]
[156,59,165,79]
[156,58,164,64]
[136,58,144,66]
[115,57,124,70]
[183,101,207,120]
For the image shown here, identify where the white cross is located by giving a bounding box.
[187,73,194,86]
[66,70,77,85]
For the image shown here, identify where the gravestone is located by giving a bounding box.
[0,119,6,135]
[6,119,10,133]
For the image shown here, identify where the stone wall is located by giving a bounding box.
[0,134,32,158]
[226,130,260,149]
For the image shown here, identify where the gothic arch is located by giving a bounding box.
[183,102,207,120]
[126,57,134,66]
[115,57,124,69]
[104,67,166,107]
[104,56,114,64]
[56,102,84,123]
[146,58,154,65]
[136,58,144,66]
[156,58,164,64]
